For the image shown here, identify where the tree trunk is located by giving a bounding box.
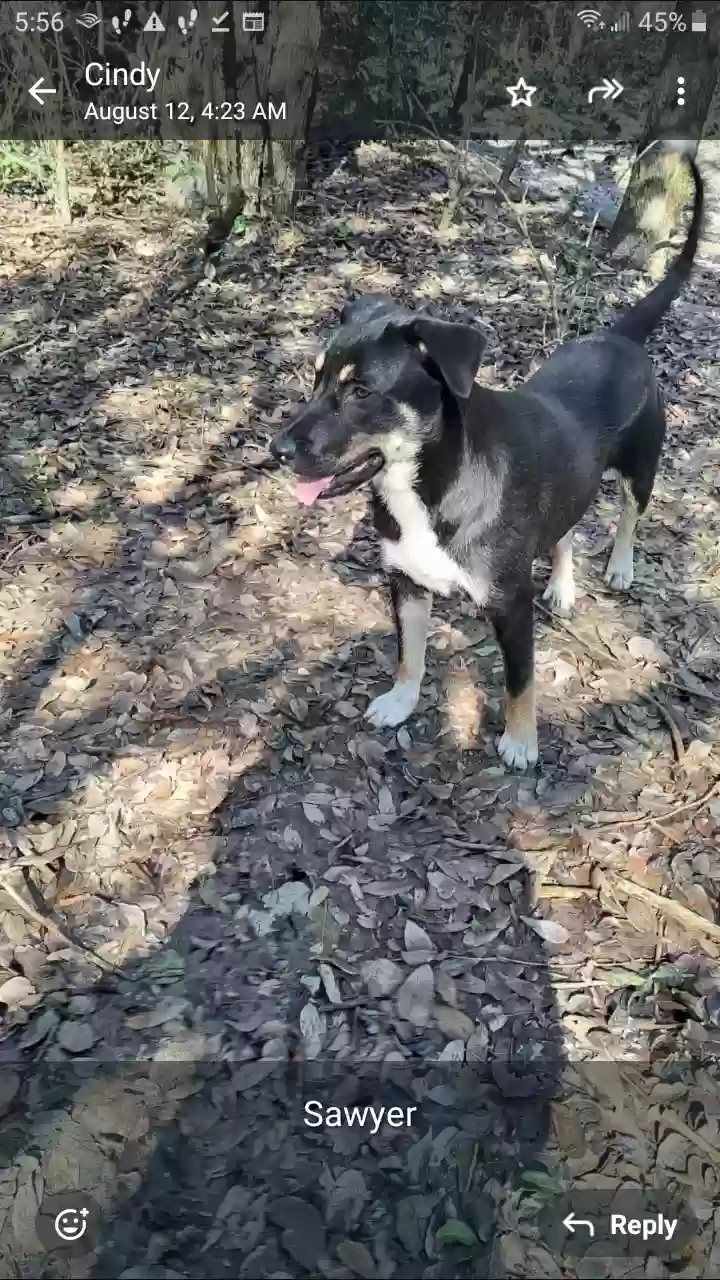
[52,140,71,225]
[450,4,490,132]
[213,0,321,221]
[610,0,718,269]
[696,140,720,257]
[200,141,218,210]
[441,5,489,233]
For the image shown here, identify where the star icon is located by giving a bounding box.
[506,77,537,107]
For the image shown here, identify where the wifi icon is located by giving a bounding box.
[578,8,605,27]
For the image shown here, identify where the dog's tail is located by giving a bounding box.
[609,152,704,345]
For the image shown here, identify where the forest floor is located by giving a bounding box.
[1,144,720,1279]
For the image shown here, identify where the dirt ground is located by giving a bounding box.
[1,146,720,1279]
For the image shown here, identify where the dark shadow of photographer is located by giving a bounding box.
[0,610,565,1280]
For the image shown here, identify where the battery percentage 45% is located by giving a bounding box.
[639,11,687,30]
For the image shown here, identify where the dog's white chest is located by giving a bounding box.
[377,466,488,603]
[382,530,463,595]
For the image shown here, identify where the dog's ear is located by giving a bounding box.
[406,316,486,400]
[340,293,393,326]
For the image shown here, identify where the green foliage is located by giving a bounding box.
[0,139,200,212]
[321,0,470,130]
[70,140,165,207]
[602,967,648,989]
[164,145,205,187]
[332,218,355,239]
[436,1219,479,1249]
[519,1167,564,1198]
[163,145,210,212]
[0,142,53,195]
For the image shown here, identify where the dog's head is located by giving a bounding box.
[269,294,486,505]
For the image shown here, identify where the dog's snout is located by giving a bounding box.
[270,430,297,463]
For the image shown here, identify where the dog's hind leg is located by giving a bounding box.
[542,529,575,612]
[605,477,640,590]
[489,581,538,770]
[366,575,432,728]
[605,397,665,592]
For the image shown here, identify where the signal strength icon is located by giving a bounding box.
[578,8,605,27]
[611,11,630,31]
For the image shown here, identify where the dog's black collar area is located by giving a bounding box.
[323,448,385,498]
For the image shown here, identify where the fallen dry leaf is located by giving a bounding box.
[520,916,570,945]
[395,965,434,1026]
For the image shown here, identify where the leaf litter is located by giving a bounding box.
[0,146,719,1276]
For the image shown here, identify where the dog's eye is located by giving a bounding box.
[352,386,371,399]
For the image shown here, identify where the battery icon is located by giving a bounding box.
[691,10,707,31]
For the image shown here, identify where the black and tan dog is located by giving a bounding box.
[270,156,703,769]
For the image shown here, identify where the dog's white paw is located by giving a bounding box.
[604,548,634,591]
[542,576,575,613]
[497,728,539,771]
[366,684,419,729]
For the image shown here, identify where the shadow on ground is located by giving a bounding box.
[2,563,720,1275]
[0,619,566,1280]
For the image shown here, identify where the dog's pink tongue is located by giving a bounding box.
[296,477,333,506]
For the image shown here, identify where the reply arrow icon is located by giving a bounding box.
[563,1212,596,1237]
[29,77,57,106]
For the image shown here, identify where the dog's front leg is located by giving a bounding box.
[366,574,432,728]
[488,585,538,770]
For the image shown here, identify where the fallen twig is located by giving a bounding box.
[490,182,562,341]
[537,884,596,900]
[641,691,685,762]
[317,998,369,1012]
[0,849,68,877]
[536,599,621,662]
[607,872,720,944]
[0,338,40,360]
[0,512,56,527]
[0,874,123,974]
[660,1104,720,1164]
[587,776,720,830]
[619,1061,720,1165]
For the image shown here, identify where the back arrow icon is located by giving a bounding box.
[563,1212,595,1237]
[29,78,57,106]
[587,77,623,103]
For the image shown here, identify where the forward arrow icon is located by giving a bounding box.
[588,77,623,103]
